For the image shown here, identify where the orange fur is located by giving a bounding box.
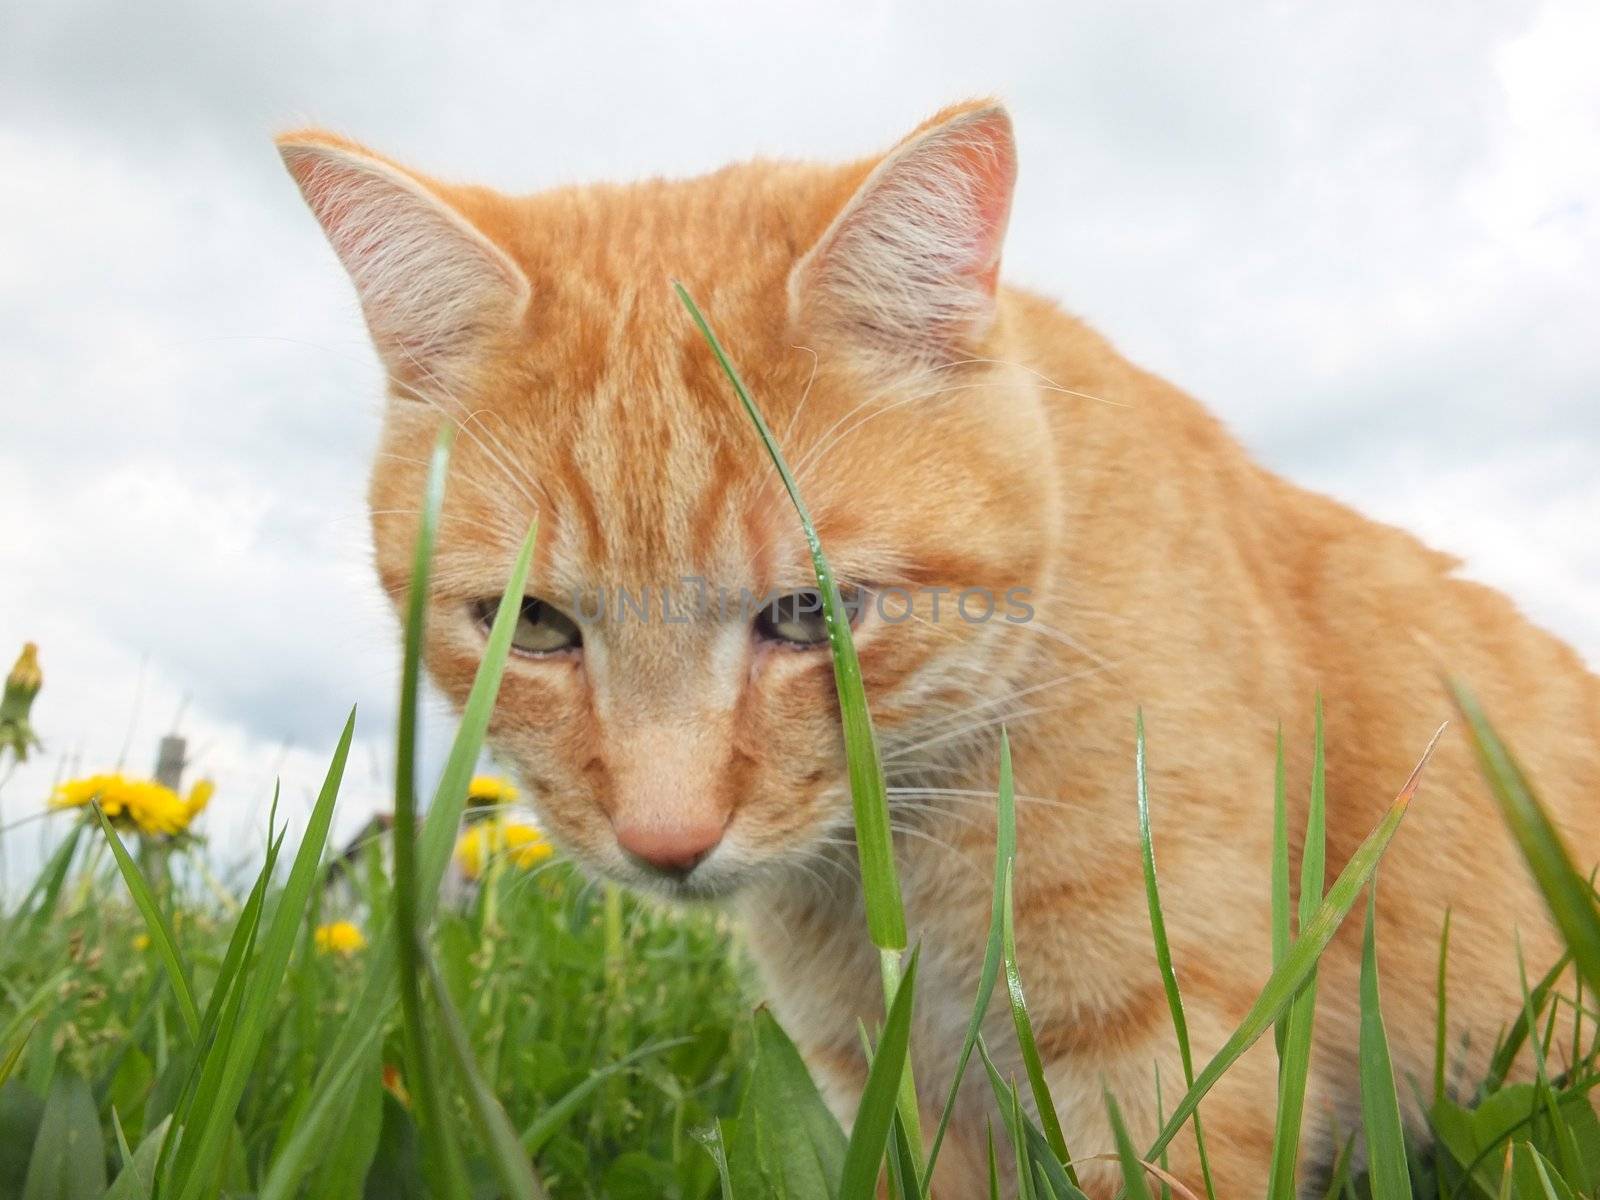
[278,101,1600,1196]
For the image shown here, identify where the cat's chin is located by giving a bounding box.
[596,855,754,904]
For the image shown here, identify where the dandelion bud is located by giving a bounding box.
[0,642,42,763]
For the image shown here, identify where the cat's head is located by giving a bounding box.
[279,101,1058,899]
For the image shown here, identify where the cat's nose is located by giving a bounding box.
[614,819,725,876]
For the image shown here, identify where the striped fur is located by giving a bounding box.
[280,101,1600,1197]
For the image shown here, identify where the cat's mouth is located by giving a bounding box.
[604,845,752,902]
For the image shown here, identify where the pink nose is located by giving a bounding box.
[615,820,725,875]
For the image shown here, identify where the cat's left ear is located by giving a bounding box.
[790,101,1016,375]
[276,131,531,399]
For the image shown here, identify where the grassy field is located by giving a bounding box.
[0,843,751,1199]
[3,296,1599,1198]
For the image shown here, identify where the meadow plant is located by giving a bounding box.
[0,301,1597,1198]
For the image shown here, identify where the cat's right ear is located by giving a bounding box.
[275,132,530,399]
[790,101,1017,379]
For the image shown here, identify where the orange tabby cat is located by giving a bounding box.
[278,101,1600,1196]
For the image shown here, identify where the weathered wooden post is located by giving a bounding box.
[145,734,187,893]
[154,735,186,792]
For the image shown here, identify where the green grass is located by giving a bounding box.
[2,299,1599,1197]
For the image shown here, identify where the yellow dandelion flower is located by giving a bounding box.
[48,773,204,838]
[503,822,553,869]
[185,779,214,819]
[453,819,552,881]
[314,921,366,957]
[466,775,518,808]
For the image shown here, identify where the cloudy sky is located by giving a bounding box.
[2,0,1596,877]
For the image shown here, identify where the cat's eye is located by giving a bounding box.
[473,597,582,655]
[754,588,862,647]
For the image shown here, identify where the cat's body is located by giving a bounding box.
[279,102,1600,1196]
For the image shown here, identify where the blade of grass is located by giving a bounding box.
[1434,909,1453,1107]
[676,281,918,1159]
[924,730,1018,1186]
[1481,951,1571,1096]
[1136,711,1217,1200]
[424,955,547,1199]
[1138,726,1442,1172]
[1359,882,1413,1200]
[1271,726,1289,1058]
[167,708,356,1200]
[391,426,472,1200]
[259,510,538,1200]
[153,826,282,1192]
[1513,936,1585,1189]
[887,1114,922,1200]
[0,1019,34,1088]
[839,949,920,1200]
[92,806,200,1042]
[1010,1077,1038,1200]
[1451,681,1600,997]
[1106,1089,1157,1200]
[519,1040,687,1155]
[1266,698,1328,1200]
[974,1038,1091,1200]
[674,282,903,949]
[1002,861,1074,1174]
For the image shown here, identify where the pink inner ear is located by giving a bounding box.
[797,106,1019,369]
[952,121,1017,295]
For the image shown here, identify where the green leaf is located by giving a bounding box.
[728,1009,847,1199]
[1106,1088,1156,1200]
[0,1080,46,1197]
[424,954,548,1199]
[0,975,64,1087]
[674,281,905,952]
[104,1117,169,1200]
[1451,682,1600,999]
[1359,883,1412,1200]
[1136,711,1216,1200]
[1142,726,1441,1167]
[390,426,472,1200]
[974,1039,1090,1200]
[259,505,537,1200]
[21,1066,106,1200]
[1482,951,1570,1097]
[1511,1143,1575,1200]
[840,949,920,1200]
[1271,726,1289,1057]
[167,708,356,1200]
[520,1041,685,1156]
[363,1092,426,1200]
[308,1041,382,1200]
[92,807,201,1042]
[699,1120,738,1200]
[925,730,1019,1186]
[1434,909,1453,1108]
[1267,698,1328,1200]
[1001,862,1073,1171]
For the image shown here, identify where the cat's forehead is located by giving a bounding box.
[505,160,852,291]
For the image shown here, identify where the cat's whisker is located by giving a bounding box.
[388,350,549,522]
[883,669,1125,762]
[886,819,963,855]
[788,379,996,486]
[372,451,532,515]
[886,353,1125,409]
[365,507,518,540]
[779,343,822,444]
